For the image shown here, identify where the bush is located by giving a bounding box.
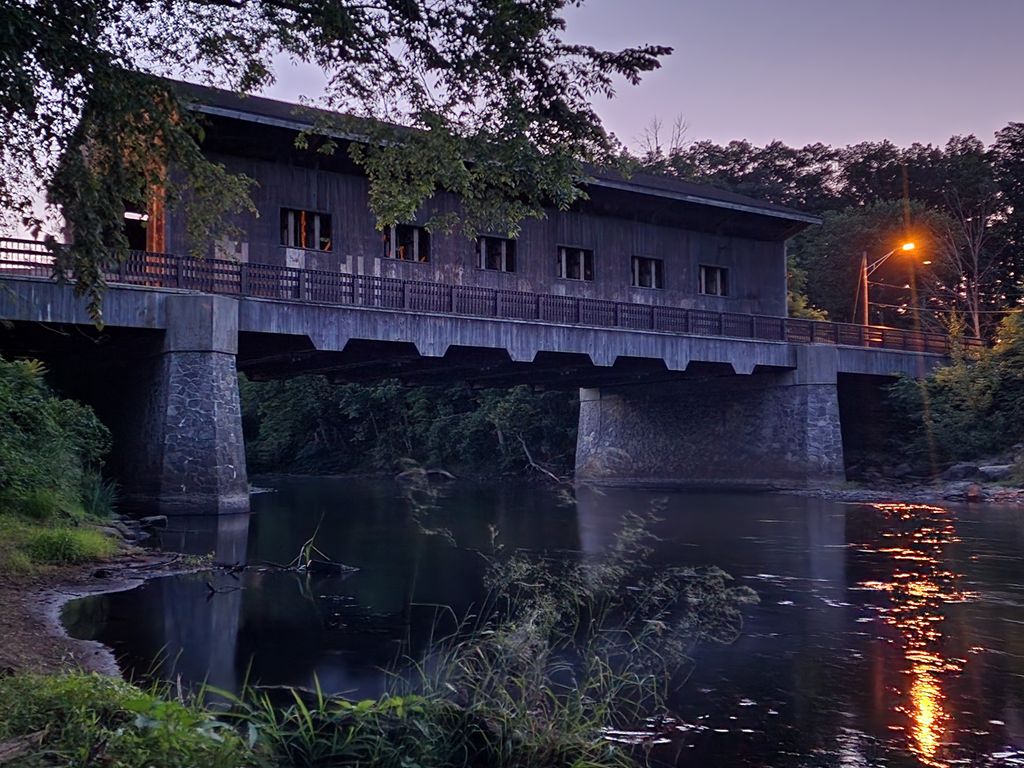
[80,470,119,519]
[0,673,246,768]
[0,356,114,532]
[888,312,1024,466]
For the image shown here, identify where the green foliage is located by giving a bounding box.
[240,376,577,477]
[79,469,119,520]
[787,259,828,320]
[887,312,1024,465]
[0,673,245,768]
[0,516,116,569]
[788,201,947,326]
[24,527,116,565]
[0,356,117,574]
[0,357,112,515]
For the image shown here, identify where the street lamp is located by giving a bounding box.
[859,241,916,326]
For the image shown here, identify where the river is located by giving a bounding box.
[63,477,1024,767]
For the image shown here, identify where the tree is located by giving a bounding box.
[888,311,1024,468]
[991,123,1024,308]
[1,1,670,322]
[788,201,949,328]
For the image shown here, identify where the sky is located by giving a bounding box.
[263,0,1024,151]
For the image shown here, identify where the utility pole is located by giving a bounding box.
[861,251,870,325]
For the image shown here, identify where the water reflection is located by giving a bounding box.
[856,503,974,767]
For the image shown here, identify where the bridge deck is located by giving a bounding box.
[0,238,962,355]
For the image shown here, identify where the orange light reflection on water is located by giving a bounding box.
[860,502,975,768]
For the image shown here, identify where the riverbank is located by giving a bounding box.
[0,547,202,677]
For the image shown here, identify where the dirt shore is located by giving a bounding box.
[0,550,197,677]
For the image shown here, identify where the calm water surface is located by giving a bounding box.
[64,478,1024,767]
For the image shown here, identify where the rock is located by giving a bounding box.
[891,463,913,479]
[139,515,168,527]
[109,520,136,537]
[941,462,980,481]
[978,464,1015,481]
[943,481,987,502]
[94,526,125,540]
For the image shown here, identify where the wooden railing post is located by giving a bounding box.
[239,263,250,295]
[175,257,184,289]
[298,269,308,301]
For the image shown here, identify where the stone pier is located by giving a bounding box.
[575,347,846,489]
[120,294,249,515]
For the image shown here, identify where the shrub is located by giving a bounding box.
[0,356,112,524]
[0,673,246,768]
[80,470,118,519]
[888,312,1024,466]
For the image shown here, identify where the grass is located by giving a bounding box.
[0,673,245,768]
[0,514,117,574]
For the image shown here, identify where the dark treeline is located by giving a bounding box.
[636,123,1024,337]
[240,377,578,478]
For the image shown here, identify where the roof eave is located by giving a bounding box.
[189,101,822,230]
[587,177,822,227]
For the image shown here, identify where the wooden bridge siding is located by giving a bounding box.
[170,153,787,315]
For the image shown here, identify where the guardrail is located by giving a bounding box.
[0,238,969,355]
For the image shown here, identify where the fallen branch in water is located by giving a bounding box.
[206,581,242,596]
[517,434,570,485]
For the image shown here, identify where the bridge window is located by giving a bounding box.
[280,208,332,252]
[631,256,664,289]
[557,246,594,281]
[384,224,430,262]
[477,236,516,272]
[699,264,729,296]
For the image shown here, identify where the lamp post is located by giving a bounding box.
[859,241,916,326]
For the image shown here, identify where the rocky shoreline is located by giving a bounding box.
[793,481,1024,506]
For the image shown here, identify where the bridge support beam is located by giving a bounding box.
[121,295,249,515]
[575,347,846,489]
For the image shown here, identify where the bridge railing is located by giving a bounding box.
[0,238,972,355]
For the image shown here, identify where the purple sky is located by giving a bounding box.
[264,0,1024,150]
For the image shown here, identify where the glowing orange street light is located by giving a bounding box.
[859,242,919,326]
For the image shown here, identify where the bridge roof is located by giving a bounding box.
[168,79,820,234]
